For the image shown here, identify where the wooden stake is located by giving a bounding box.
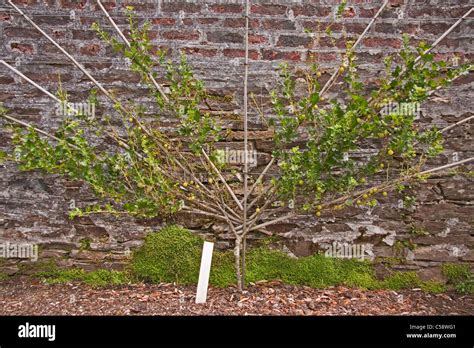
[196,241,214,304]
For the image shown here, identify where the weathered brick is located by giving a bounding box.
[262,19,296,30]
[207,31,243,44]
[251,4,287,16]
[4,27,42,38]
[223,48,260,60]
[151,18,176,26]
[0,12,12,22]
[363,37,401,49]
[277,35,311,48]
[183,47,218,57]
[209,4,243,14]
[222,18,260,29]
[10,43,34,54]
[59,0,87,10]
[263,49,302,61]
[291,5,332,17]
[79,43,101,56]
[161,30,200,41]
[249,34,268,45]
[161,2,201,13]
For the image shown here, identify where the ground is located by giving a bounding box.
[1,278,473,315]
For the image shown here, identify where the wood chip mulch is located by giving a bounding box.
[1,278,473,315]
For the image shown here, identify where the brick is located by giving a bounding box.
[92,1,116,11]
[161,30,200,41]
[161,2,201,13]
[80,43,101,56]
[277,35,311,48]
[207,31,243,44]
[223,48,260,60]
[59,0,87,9]
[291,5,331,17]
[251,4,287,16]
[10,43,34,54]
[263,49,302,61]
[0,12,12,22]
[196,18,220,25]
[363,37,401,49]
[249,34,268,45]
[209,4,243,13]
[307,52,338,63]
[32,15,71,26]
[222,18,260,29]
[0,75,15,84]
[342,7,357,18]
[420,22,460,35]
[72,29,97,40]
[183,47,218,57]
[4,27,42,38]
[262,19,296,30]
[151,18,176,26]
[121,2,155,11]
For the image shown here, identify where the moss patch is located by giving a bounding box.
[129,225,449,293]
[32,226,465,294]
[131,225,203,284]
[36,267,131,287]
[442,263,474,294]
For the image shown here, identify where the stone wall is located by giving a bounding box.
[0,0,473,280]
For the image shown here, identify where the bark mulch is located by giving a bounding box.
[1,278,473,315]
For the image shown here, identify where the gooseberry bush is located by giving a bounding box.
[1,6,471,291]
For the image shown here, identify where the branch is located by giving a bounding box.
[201,149,244,211]
[441,115,473,134]
[248,157,473,232]
[414,7,474,65]
[95,0,169,104]
[244,157,275,202]
[319,0,389,96]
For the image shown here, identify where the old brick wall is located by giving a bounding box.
[0,0,472,280]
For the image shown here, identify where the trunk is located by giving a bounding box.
[234,236,243,292]
[241,236,247,289]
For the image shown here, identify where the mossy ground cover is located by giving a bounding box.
[28,225,470,294]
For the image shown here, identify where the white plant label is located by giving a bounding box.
[196,241,214,304]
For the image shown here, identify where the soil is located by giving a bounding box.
[1,278,473,315]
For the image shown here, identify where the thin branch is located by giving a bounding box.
[0,113,80,150]
[201,149,244,211]
[95,0,169,104]
[7,0,115,103]
[319,0,389,96]
[414,7,474,65]
[249,157,474,232]
[441,115,473,133]
[244,157,275,202]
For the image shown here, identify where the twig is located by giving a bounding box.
[95,0,169,104]
[201,149,244,211]
[319,0,389,96]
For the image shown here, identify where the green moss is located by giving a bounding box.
[131,225,203,284]
[0,271,8,282]
[31,226,469,295]
[129,226,460,294]
[35,267,131,287]
[442,263,474,294]
[381,271,421,290]
[79,238,92,251]
[209,250,235,288]
[420,281,446,294]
